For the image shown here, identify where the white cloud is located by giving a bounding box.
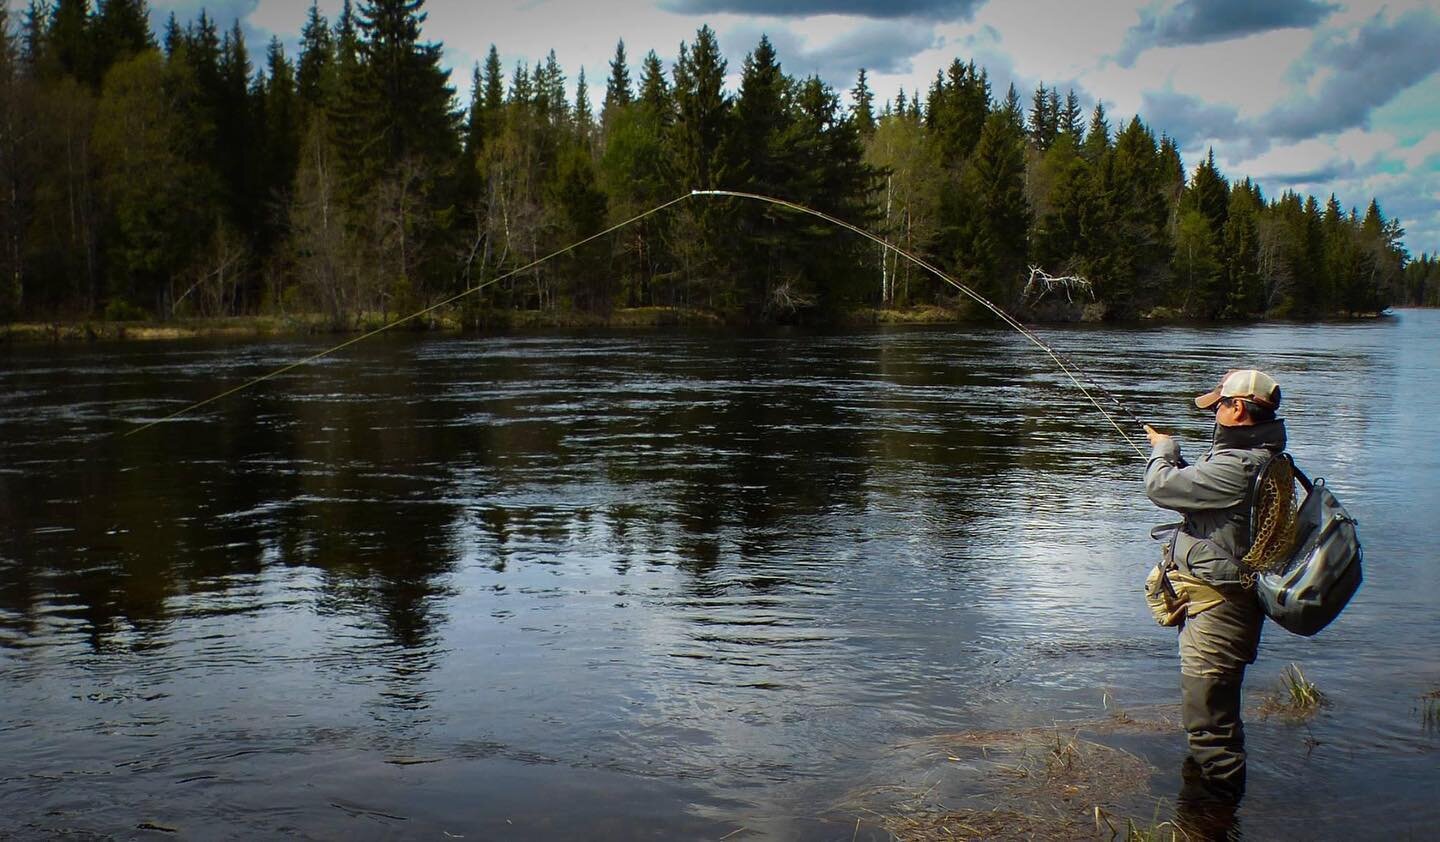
[1396,132,1440,169]
[151,0,1440,254]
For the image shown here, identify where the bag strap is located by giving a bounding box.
[1290,456,1315,492]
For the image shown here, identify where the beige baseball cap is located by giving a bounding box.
[1194,369,1281,410]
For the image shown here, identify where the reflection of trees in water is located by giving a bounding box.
[0,348,464,697]
[0,330,1024,671]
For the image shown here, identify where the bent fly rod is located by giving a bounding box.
[122,189,1148,459]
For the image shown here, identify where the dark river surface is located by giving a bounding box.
[2,312,1437,839]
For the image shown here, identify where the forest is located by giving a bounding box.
[0,0,1433,328]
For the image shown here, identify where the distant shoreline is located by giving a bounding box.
[0,306,1397,344]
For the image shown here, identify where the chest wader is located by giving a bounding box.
[1162,532,1264,795]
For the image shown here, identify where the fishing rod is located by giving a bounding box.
[121,189,1148,459]
[690,190,1148,458]
[122,194,692,440]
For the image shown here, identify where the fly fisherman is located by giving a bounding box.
[1142,369,1286,798]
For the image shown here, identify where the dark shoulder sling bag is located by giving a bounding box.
[1242,453,1364,636]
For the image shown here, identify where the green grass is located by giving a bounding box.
[1259,663,1329,721]
[1420,688,1440,733]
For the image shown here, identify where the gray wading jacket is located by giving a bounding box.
[1145,420,1288,586]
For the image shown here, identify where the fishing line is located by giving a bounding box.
[122,193,692,440]
[690,190,1148,459]
[123,189,1147,459]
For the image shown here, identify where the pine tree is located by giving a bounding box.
[1028,83,1058,151]
[47,0,93,83]
[1081,101,1110,163]
[21,1,47,68]
[0,5,26,318]
[481,44,503,120]
[350,0,458,171]
[296,1,332,111]
[1222,178,1262,317]
[92,0,153,83]
[462,62,484,158]
[1103,116,1169,312]
[1179,150,1230,316]
[573,67,594,151]
[260,37,300,216]
[533,49,566,130]
[730,34,791,311]
[160,12,181,57]
[928,59,989,168]
[1032,131,1091,277]
[850,67,874,136]
[785,75,876,311]
[1000,83,1023,134]
[602,39,631,121]
[732,34,787,193]
[600,49,674,307]
[1061,89,1084,140]
[551,144,608,309]
[669,25,731,307]
[670,25,729,190]
[637,50,669,120]
[957,107,1030,306]
[94,51,207,313]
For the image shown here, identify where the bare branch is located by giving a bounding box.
[1023,265,1094,303]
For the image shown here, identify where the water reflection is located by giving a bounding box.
[2,316,1439,838]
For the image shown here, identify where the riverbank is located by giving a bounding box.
[2,306,938,343]
[2,303,1393,343]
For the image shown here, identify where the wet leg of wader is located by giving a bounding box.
[1175,756,1242,841]
[1180,673,1246,791]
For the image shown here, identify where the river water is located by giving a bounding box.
[2,312,1437,839]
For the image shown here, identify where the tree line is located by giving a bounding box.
[0,0,1421,326]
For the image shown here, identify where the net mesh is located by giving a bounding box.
[1242,455,1300,574]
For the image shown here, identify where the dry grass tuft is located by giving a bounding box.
[1258,663,1329,721]
[1420,687,1440,733]
[851,724,1165,841]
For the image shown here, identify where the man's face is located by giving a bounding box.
[1214,397,1247,427]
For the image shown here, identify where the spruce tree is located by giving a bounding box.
[669,25,731,307]
[218,21,257,233]
[47,0,93,83]
[92,0,153,82]
[21,1,47,68]
[1222,178,1263,317]
[786,75,875,311]
[732,34,787,193]
[731,34,791,311]
[602,39,631,120]
[637,49,670,124]
[0,6,25,318]
[261,37,300,215]
[670,25,729,190]
[481,44,504,125]
[160,12,181,57]
[958,108,1029,306]
[296,1,332,112]
[1081,101,1110,163]
[1028,83,1057,151]
[928,59,989,168]
[1179,150,1230,316]
[850,67,874,136]
[350,0,458,170]
[573,67,595,150]
[1061,89,1084,140]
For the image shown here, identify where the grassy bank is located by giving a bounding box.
[3,303,1395,344]
[2,305,968,343]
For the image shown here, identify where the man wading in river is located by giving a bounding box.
[1142,369,1286,798]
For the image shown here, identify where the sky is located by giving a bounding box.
[145,0,1440,256]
